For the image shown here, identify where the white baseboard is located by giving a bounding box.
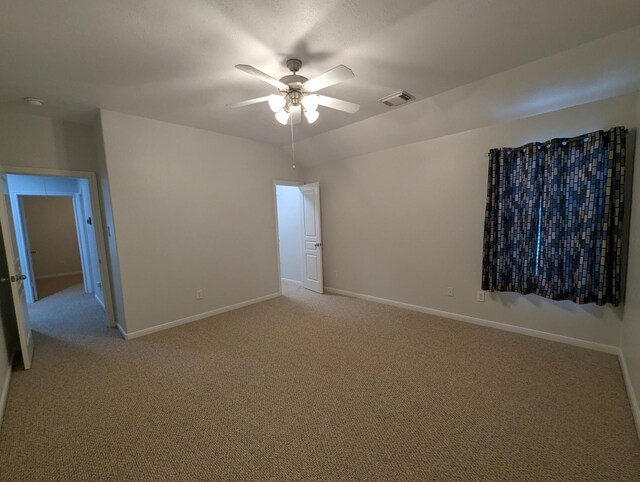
[325,287,619,355]
[36,271,83,280]
[95,295,105,310]
[618,350,640,440]
[281,278,302,285]
[118,292,281,340]
[0,363,11,428]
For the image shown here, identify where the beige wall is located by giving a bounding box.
[23,196,82,278]
[305,93,638,348]
[620,91,640,426]
[99,110,303,334]
[0,113,98,172]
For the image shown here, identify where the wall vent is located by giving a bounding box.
[379,90,415,107]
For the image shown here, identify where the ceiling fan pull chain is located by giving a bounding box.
[290,115,296,169]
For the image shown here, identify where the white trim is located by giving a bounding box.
[72,192,93,294]
[117,323,127,340]
[95,294,105,310]
[35,271,83,280]
[619,349,640,440]
[0,363,11,427]
[281,277,302,285]
[325,287,619,355]
[118,292,281,340]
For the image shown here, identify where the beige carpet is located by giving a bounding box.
[1,281,639,481]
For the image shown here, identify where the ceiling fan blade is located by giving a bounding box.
[303,65,354,92]
[290,105,302,125]
[316,95,360,114]
[235,65,288,90]
[226,96,271,108]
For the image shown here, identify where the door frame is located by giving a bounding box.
[272,180,303,296]
[0,166,116,328]
[14,192,92,302]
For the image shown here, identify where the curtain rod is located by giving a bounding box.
[486,128,629,156]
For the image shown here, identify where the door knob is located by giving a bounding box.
[16,274,27,281]
[314,242,322,247]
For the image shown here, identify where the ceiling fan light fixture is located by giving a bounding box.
[268,94,286,113]
[275,109,290,125]
[304,110,319,124]
[230,59,359,129]
[301,94,319,112]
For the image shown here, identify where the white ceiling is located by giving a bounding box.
[1,0,640,146]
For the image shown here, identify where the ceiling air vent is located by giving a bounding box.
[379,90,415,107]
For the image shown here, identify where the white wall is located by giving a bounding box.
[620,91,640,428]
[276,185,303,282]
[22,196,82,278]
[0,113,98,172]
[99,110,302,334]
[305,93,638,348]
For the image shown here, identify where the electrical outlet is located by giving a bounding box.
[195,289,203,300]
[447,287,454,297]
[476,290,485,302]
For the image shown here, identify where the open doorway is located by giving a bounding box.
[0,167,115,370]
[7,174,104,306]
[21,195,83,300]
[274,181,324,295]
[275,184,304,287]
[6,174,106,326]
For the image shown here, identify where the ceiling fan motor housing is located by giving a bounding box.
[279,59,308,93]
[279,74,308,92]
[286,58,302,73]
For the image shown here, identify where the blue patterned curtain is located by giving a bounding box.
[481,144,542,294]
[482,127,626,306]
[536,128,626,305]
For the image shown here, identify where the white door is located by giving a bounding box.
[0,174,34,369]
[300,182,323,293]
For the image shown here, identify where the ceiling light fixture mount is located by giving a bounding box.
[227,58,360,126]
[23,97,44,106]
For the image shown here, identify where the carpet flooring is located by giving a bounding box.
[0,281,639,481]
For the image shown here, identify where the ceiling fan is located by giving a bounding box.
[227,58,360,125]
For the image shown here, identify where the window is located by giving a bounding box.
[481,127,627,306]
